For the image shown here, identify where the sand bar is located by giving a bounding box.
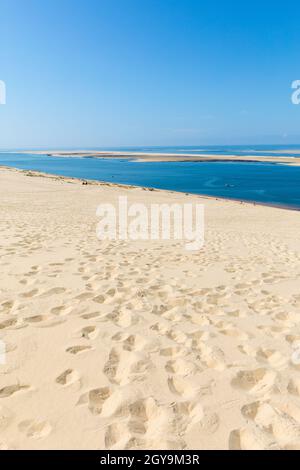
[18,150,300,166]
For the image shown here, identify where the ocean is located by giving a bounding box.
[0,147,300,209]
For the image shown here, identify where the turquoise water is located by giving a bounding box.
[1,152,300,209]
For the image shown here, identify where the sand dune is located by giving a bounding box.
[0,167,300,450]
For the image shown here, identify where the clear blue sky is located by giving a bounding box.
[1,0,300,149]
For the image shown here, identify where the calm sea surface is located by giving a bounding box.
[1,148,300,209]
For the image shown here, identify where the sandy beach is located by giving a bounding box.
[1,166,300,450]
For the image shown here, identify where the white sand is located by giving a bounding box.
[21,150,300,165]
[1,167,300,450]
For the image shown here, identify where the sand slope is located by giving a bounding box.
[0,168,300,450]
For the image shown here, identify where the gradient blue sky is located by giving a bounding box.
[1,0,300,149]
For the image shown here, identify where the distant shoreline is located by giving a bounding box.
[1,164,299,213]
[17,150,300,166]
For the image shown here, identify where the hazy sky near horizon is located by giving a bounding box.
[1,0,300,149]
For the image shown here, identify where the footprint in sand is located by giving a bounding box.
[66,345,92,355]
[189,313,210,327]
[150,321,169,335]
[88,387,112,415]
[93,295,105,304]
[0,318,20,330]
[173,400,204,432]
[167,329,188,344]
[241,400,300,449]
[165,358,198,376]
[198,344,226,371]
[286,334,300,348]
[219,327,249,341]
[103,349,120,383]
[25,315,50,324]
[111,333,148,352]
[0,300,14,314]
[18,420,52,440]
[21,289,39,298]
[188,330,210,348]
[39,287,66,298]
[102,395,186,450]
[55,369,80,386]
[288,378,300,396]
[238,344,256,357]
[75,292,94,302]
[103,348,153,385]
[107,309,138,328]
[51,305,73,316]
[105,422,131,449]
[229,427,279,450]
[231,368,276,396]
[159,346,186,358]
[0,384,30,398]
[256,348,287,369]
[80,326,99,340]
[168,376,198,399]
[77,387,112,415]
[198,411,220,435]
[81,311,103,320]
